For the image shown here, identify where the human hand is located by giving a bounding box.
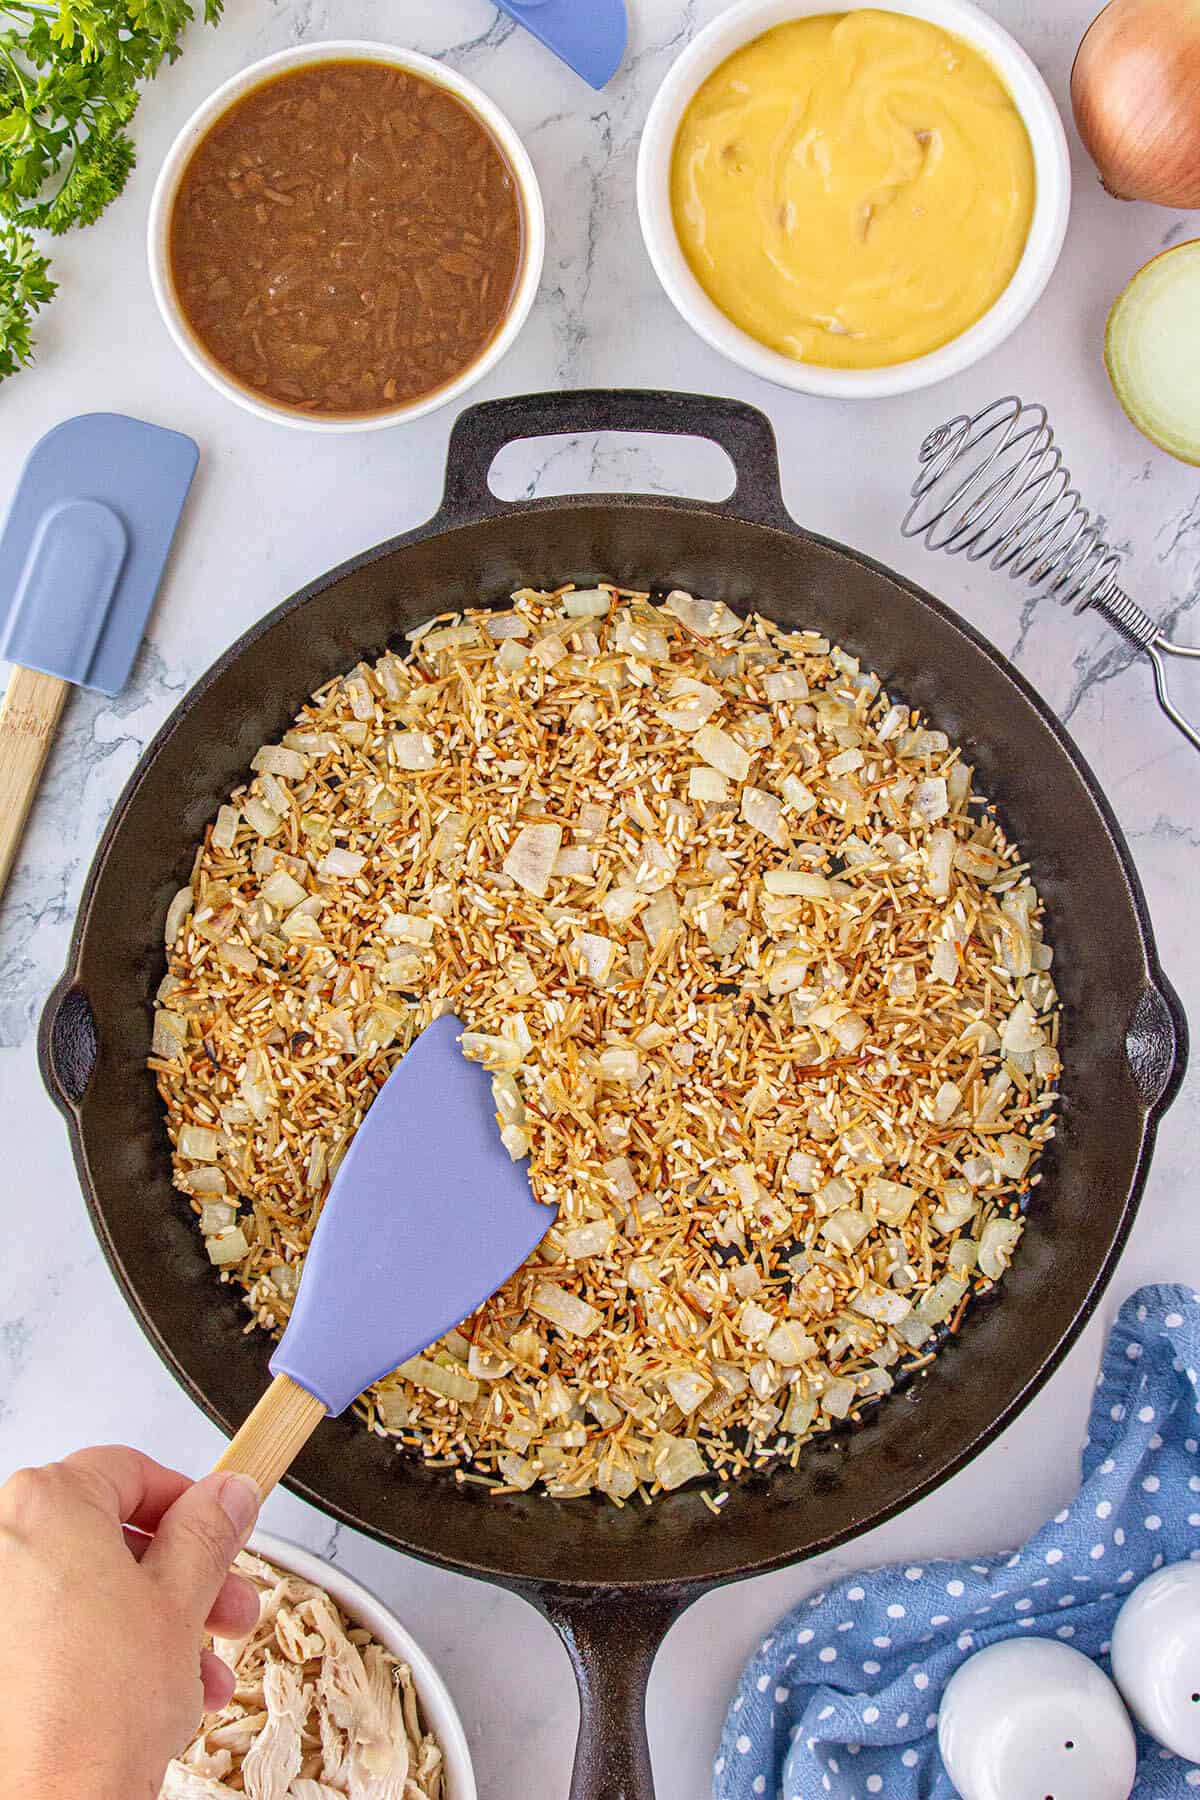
[0,1447,260,1800]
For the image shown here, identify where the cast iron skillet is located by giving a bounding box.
[41,392,1185,1800]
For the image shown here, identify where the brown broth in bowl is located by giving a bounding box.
[168,60,524,418]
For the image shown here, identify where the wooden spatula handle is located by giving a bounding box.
[213,1372,328,1497]
[0,665,69,901]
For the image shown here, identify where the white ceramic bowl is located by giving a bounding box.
[249,1531,477,1798]
[148,42,545,432]
[637,0,1071,399]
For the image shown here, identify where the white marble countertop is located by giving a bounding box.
[1,1,1198,1794]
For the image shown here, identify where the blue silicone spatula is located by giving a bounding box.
[495,0,627,89]
[0,412,198,902]
[214,1013,555,1494]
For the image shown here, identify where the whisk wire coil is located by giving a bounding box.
[903,396,1200,753]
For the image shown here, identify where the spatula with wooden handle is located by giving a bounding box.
[0,413,198,901]
[213,1013,555,1495]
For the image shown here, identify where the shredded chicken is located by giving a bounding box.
[162,1553,444,1800]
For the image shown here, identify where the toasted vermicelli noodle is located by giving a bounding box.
[152,585,1059,1504]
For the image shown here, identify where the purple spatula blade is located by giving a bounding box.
[270,1013,555,1415]
[495,0,627,89]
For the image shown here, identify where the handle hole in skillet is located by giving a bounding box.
[487,431,737,508]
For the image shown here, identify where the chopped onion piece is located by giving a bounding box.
[780,774,817,815]
[978,1216,1023,1280]
[392,731,437,771]
[821,1207,871,1252]
[496,639,528,673]
[641,888,680,950]
[497,1452,538,1491]
[926,828,955,898]
[164,888,193,946]
[992,1133,1034,1181]
[600,886,645,927]
[384,913,434,945]
[764,868,827,897]
[555,846,595,881]
[913,777,949,823]
[738,1300,775,1343]
[694,722,751,782]
[179,1124,219,1162]
[662,589,741,638]
[199,1201,236,1236]
[866,1177,918,1225]
[918,1275,967,1325]
[948,1239,978,1275]
[206,1227,248,1267]
[1001,999,1045,1055]
[262,869,307,911]
[660,675,723,733]
[765,1321,816,1366]
[689,766,729,804]
[653,1433,707,1490]
[252,744,307,780]
[484,610,530,640]
[504,822,562,897]
[831,1011,868,1052]
[563,1220,616,1260]
[666,1370,713,1415]
[530,1281,601,1338]
[152,1008,187,1059]
[577,931,618,985]
[318,847,366,881]
[785,1151,819,1192]
[563,587,611,618]
[211,806,240,852]
[396,1355,480,1403]
[930,940,959,984]
[933,1081,962,1124]
[821,1376,857,1419]
[599,1046,640,1084]
[763,668,809,702]
[741,786,787,846]
[461,1032,522,1074]
[604,1157,639,1204]
[243,797,281,838]
[851,1284,912,1325]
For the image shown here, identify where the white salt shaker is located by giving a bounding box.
[938,1637,1138,1800]
[1111,1561,1200,1762]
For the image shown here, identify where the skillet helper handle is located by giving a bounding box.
[0,665,69,900]
[441,388,792,530]
[213,1372,327,1496]
[541,1590,689,1800]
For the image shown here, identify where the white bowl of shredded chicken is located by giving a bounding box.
[162,1533,475,1799]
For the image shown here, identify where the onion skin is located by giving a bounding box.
[1072,0,1200,207]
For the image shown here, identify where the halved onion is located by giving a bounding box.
[1105,242,1200,465]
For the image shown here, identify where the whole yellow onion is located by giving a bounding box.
[1072,0,1200,207]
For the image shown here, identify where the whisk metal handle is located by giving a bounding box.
[904,396,1200,755]
[1089,586,1200,754]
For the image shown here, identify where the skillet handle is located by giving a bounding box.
[438,389,792,531]
[1125,975,1188,1115]
[539,1589,692,1800]
[38,973,98,1110]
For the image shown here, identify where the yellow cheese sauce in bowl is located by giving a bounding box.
[671,11,1034,370]
[638,0,1070,398]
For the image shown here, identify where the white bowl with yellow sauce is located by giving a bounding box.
[637,0,1070,398]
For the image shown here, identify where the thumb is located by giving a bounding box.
[144,1471,260,1625]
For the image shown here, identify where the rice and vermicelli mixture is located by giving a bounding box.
[151,584,1061,1506]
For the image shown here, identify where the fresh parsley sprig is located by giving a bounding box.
[0,0,222,378]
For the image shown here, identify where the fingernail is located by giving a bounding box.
[217,1473,261,1538]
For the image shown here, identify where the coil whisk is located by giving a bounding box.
[902,397,1200,753]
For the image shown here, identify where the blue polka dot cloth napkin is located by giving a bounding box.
[715,1284,1200,1799]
